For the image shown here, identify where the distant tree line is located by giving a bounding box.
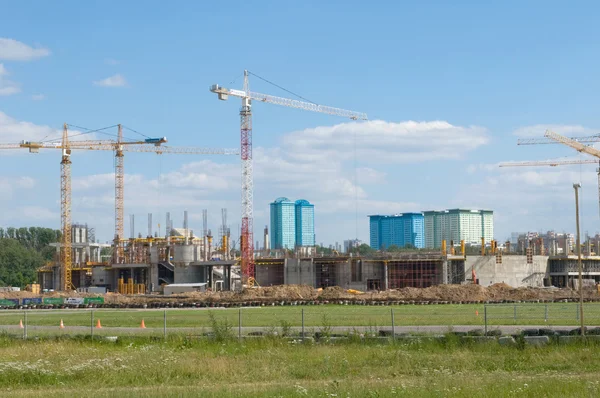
[0,227,60,287]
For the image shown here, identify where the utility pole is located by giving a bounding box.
[574,183,585,336]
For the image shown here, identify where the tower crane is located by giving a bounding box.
[518,134,600,145]
[500,156,600,223]
[543,130,600,158]
[210,70,367,287]
[1,124,239,290]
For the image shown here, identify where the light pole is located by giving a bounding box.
[573,183,585,336]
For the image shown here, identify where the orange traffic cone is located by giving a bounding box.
[59,319,65,329]
[19,319,24,329]
[96,319,102,329]
[475,310,479,316]
[140,319,146,329]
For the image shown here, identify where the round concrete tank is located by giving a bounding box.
[173,245,194,265]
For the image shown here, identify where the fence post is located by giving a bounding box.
[545,304,548,323]
[23,311,27,340]
[238,308,242,341]
[90,309,94,340]
[163,309,167,340]
[484,305,488,336]
[391,308,395,341]
[513,305,517,324]
[301,308,305,342]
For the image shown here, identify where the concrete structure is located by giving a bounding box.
[163,283,207,295]
[424,209,493,249]
[270,197,296,250]
[369,213,425,250]
[295,199,315,247]
[50,224,110,267]
[466,255,548,287]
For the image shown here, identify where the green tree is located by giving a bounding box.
[352,244,374,256]
[0,239,45,287]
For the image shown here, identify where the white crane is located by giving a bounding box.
[210,70,367,286]
[500,154,600,221]
[518,135,600,145]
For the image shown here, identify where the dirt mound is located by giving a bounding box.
[1,283,597,305]
[318,286,352,300]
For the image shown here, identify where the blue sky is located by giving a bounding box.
[2,1,600,245]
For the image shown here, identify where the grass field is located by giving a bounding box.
[0,303,599,333]
[1,334,600,397]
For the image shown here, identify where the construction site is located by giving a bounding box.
[2,72,600,305]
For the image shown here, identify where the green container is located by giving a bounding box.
[84,297,105,304]
[0,299,18,307]
[42,297,64,305]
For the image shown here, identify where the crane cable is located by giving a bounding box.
[248,71,361,241]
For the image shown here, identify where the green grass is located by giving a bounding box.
[1,335,600,397]
[0,303,599,332]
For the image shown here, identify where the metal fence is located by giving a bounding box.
[0,303,599,340]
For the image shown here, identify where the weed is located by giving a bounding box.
[208,311,233,342]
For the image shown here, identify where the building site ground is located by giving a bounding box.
[1,334,599,397]
[2,283,599,307]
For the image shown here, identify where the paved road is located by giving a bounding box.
[0,324,583,336]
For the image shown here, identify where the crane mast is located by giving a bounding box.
[60,124,73,290]
[115,124,125,263]
[240,71,254,285]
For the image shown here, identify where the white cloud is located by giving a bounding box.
[93,74,127,87]
[513,124,593,138]
[283,120,489,163]
[31,94,45,101]
[0,176,36,201]
[0,38,50,61]
[457,161,600,240]
[0,114,488,243]
[0,111,99,150]
[0,63,20,96]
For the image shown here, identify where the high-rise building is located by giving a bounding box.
[369,213,425,250]
[423,209,493,249]
[270,197,316,249]
[270,197,296,250]
[344,239,363,253]
[295,199,315,247]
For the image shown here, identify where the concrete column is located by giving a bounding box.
[224,266,231,291]
[383,262,389,291]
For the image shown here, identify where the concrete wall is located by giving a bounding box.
[173,264,206,284]
[91,267,111,287]
[285,259,315,286]
[255,265,284,286]
[465,255,548,287]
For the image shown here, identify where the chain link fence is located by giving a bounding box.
[0,303,599,339]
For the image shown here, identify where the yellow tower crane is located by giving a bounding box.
[1,124,239,290]
[513,129,600,219]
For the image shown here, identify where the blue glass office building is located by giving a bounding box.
[270,197,296,250]
[295,199,315,247]
[270,197,316,249]
[369,213,425,250]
